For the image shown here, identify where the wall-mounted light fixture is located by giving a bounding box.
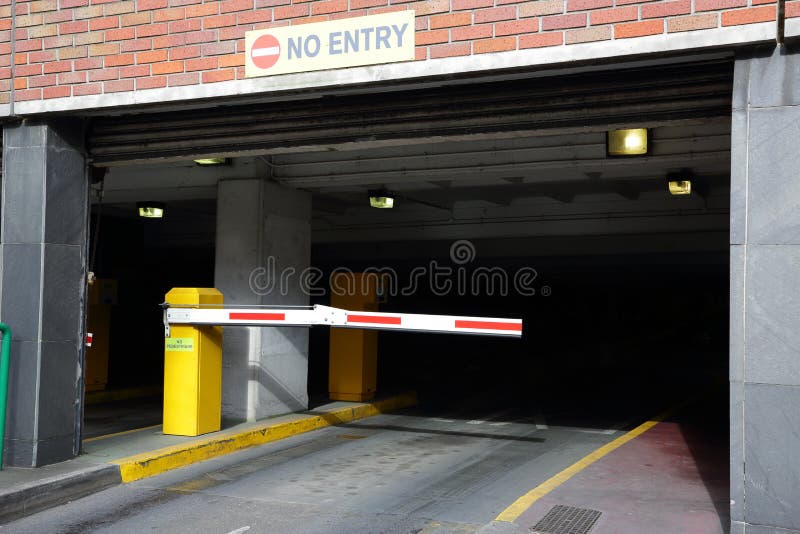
[194,158,229,166]
[137,201,165,218]
[668,180,692,196]
[607,128,649,156]
[368,189,395,209]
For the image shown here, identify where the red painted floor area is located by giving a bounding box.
[515,419,730,534]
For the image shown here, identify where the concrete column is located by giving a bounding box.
[215,176,311,421]
[0,120,88,467]
[730,45,800,533]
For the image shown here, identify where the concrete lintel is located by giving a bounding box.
[8,22,775,118]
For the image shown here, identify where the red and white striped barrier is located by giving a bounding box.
[164,304,522,338]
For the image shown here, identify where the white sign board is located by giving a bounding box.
[245,11,415,78]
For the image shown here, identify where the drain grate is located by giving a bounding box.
[530,505,602,534]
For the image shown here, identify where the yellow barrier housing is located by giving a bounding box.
[163,287,223,436]
[328,273,382,402]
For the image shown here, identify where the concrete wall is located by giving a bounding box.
[0,0,789,116]
[0,120,88,467]
[730,44,800,533]
[215,175,311,421]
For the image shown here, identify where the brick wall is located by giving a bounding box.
[0,0,789,107]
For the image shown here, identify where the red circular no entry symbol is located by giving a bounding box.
[251,34,281,70]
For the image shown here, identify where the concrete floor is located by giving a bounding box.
[4,397,729,534]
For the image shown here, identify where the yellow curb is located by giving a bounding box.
[111,391,417,483]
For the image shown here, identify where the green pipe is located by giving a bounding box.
[0,323,10,470]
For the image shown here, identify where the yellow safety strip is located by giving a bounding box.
[495,405,677,523]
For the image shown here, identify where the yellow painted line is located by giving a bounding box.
[111,391,417,483]
[495,406,677,523]
[83,424,163,444]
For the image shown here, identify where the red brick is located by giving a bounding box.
[274,3,307,18]
[43,60,72,73]
[201,41,236,55]
[168,45,200,59]
[14,38,42,52]
[565,24,611,42]
[15,89,43,101]
[168,72,199,86]
[154,7,186,21]
[415,28,449,44]
[16,64,42,76]
[414,47,427,60]
[153,34,186,48]
[136,76,167,89]
[186,2,219,17]
[119,64,150,77]
[57,70,88,84]
[27,74,57,87]
[567,0,612,10]
[238,10,272,23]
[220,0,253,12]
[74,57,103,70]
[88,43,120,56]
[368,5,407,14]
[44,10,73,24]
[474,6,516,23]
[409,0,449,15]
[185,56,217,71]
[136,49,167,63]
[787,0,800,16]
[641,0,691,18]
[106,27,136,40]
[667,13,718,31]
[73,82,102,95]
[104,53,135,66]
[121,38,153,52]
[43,85,71,99]
[184,30,218,44]
[168,0,203,5]
[137,0,168,9]
[474,36,516,53]
[170,19,202,32]
[452,23,493,40]
[452,0,493,9]
[590,6,638,24]
[120,12,151,26]
[430,12,472,28]
[204,13,237,28]
[60,20,89,34]
[614,19,663,38]
[313,0,346,14]
[722,5,775,24]
[292,15,328,25]
[519,0,563,16]
[43,36,73,49]
[430,41,471,58]
[12,78,27,91]
[695,0,746,11]
[542,13,586,30]
[152,60,183,74]
[519,31,563,47]
[752,0,776,5]
[90,17,119,31]
[218,53,245,67]
[494,19,539,37]
[29,50,57,63]
[60,0,87,7]
[136,23,168,37]
[202,68,235,82]
[351,0,386,7]
[104,79,135,92]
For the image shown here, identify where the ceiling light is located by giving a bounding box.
[368,190,395,209]
[668,180,692,196]
[137,201,165,218]
[194,158,229,166]
[607,129,649,156]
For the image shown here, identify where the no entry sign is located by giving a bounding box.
[245,11,415,78]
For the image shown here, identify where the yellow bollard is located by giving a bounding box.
[328,273,382,402]
[163,288,223,436]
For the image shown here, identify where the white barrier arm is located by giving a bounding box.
[164,304,522,338]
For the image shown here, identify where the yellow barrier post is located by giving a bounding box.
[328,273,382,402]
[163,288,223,436]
